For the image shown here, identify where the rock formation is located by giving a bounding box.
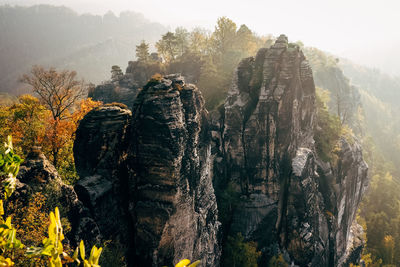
[74,75,220,266]
[74,105,133,249]
[14,146,100,246]
[88,56,164,108]
[211,35,368,266]
[74,35,369,266]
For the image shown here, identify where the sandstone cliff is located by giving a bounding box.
[73,35,369,266]
[74,75,220,266]
[212,35,368,266]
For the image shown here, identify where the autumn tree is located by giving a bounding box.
[212,17,237,56]
[146,17,268,110]
[236,24,258,57]
[20,66,101,177]
[174,27,190,57]
[43,97,101,184]
[21,66,85,168]
[8,94,48,154]
[189,28,210,55]
[136,40,150,62]
[21,66,85,122]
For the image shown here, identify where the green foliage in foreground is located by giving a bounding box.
[268,254,289,267]
[0,136,102,266]
[223,232,261,267]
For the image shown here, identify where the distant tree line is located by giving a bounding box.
[134,17,273,110]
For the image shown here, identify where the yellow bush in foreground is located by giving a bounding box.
[0,136,102,266]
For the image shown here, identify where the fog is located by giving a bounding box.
[1,0,400,75]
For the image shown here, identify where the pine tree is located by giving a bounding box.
[136,40,150,62]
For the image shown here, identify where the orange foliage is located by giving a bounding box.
[42,97,101,170]
[71,97,102,125]
[0,94,101,182]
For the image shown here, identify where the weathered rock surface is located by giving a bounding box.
[74,105,133,247]
[74,75,220,266]
[14,147,100,246]
[212,35,369,266]
[75,35,369,267]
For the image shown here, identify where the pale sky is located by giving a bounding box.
[2,0,400,74]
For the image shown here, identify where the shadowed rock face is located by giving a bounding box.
[213,35,369,266]
[15,147,101,246]
[73,105,132,246]
[74,75,220,266]
[132,74,219,266]
[74,35,368,267]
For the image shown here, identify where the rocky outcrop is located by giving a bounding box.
[75,34,369,267]
[212,35,369,266]
[14,146,100,246]
[88,75,139,109]
[132,74,219,266]
[73,105,132,248]
[74,75,220,266]
[89,57,164,108]
[333,138,368,266]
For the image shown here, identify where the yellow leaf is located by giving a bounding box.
[0,200,4,216]
[175,259,191,267]
[80,240,85,260]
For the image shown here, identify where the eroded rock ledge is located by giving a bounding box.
[74,75,220,266]
[212,34,368,266]
[74,35,368,266]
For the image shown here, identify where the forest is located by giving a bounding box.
[0,3,400,267]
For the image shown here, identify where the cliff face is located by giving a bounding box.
[74,35,368,266]
[74,75,220,266]
[213,35,368,265]
[73,105,132,247]
[132,74,219,266]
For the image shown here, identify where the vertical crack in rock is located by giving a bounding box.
[215,34,369,266]
[132,74,220,266]
[75,75,220,266]
[74,34,369,267]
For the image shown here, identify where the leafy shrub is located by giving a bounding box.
[268,254,288,267]
[0,136,102,266]
[99,240,127,267]
[223,232,261,267]
[314,87,341,162]
[7,192,51,266]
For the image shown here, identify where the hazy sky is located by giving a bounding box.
[2,0,400,74]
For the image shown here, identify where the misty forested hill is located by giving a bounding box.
[339,59,400,175]
[0,5,167,94]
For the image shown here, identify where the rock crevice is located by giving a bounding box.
[212,35,369,266]
[73,35,369,267]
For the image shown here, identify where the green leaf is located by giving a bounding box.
[26,246,43,256]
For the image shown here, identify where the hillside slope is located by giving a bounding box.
[0,5,167,94]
